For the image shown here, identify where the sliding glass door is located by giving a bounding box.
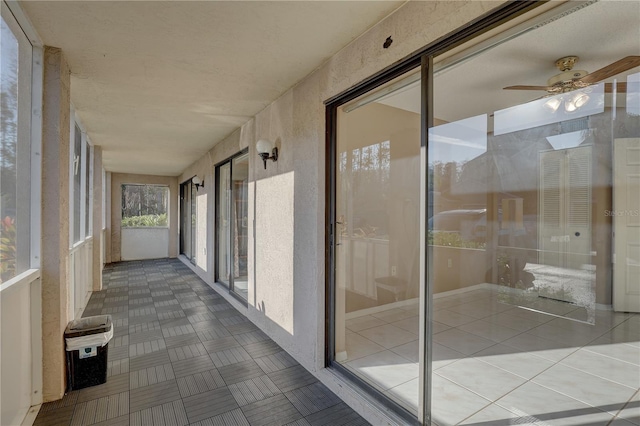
[427,2,639,424]
[332,69,423,418]
[216,150,249,301]
[329,1,639,424]
[180,180,196,264]
[216,163,231,287]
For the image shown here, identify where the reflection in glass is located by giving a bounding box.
[0,15,19,283]
[335,71,421,414]
[231,153,249,300]
[428,1,639,424]
[190,181,197,265]
[73,125,82,243]
[627,72,640,116]
[494,83,605,135]
[181,182,192,259]
[216,152,249,300]
[217,163,231,287]
[85,142,91,237]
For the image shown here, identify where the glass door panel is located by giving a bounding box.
[230,153,249,300]
[334,69,422,415]
[217,163,231,287]
[190,181,197,264]
[428,2,638,424]
[181,182,192,259]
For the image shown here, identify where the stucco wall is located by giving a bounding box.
[178,1,510,423]
[41,46,71,402]
[121,228,170,260]
[110,173,179,262]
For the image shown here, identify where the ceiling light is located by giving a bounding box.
[564,99,578,113]
[572,92,590,108]
[544,97,562,112]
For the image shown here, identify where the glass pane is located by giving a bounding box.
[85,142,91,237]
[428,2,639,424]
[231,153,249,300]
[73,125,82,243]
[0,15,20,282]
[190,181,196,264]
[217,162,231,286]
[121,184,168,227]
[1,10,31,281]
[181,183,191,259]
[335,69,422,414]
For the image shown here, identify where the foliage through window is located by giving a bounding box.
[121,184,169,227]
[339,140,390,238]
[72,124,82,243]
[1,10,32,283]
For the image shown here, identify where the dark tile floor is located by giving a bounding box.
[35,258,369,426]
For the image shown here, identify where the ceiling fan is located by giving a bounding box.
[503,55,640,94]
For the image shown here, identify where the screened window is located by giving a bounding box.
[121,184,169,228]
[1,7,33,283]
[216,151,249,301]
[71,124,82,243]
[84,141,91,237]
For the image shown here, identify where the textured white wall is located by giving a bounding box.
[0,280,33,426]
[121,228,170,260]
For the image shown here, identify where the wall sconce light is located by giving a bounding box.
[256,139,278,169]
[192,175,204,190]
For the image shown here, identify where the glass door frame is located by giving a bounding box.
[324,1,546,424]
[214,148,249,305]
[179,180,194,261]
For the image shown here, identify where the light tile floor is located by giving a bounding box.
[341,287,640,425]
[34,259,369,426]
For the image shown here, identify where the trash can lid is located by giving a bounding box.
[64,315,112,338]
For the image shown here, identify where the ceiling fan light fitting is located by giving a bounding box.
[547,70,588,87]
[544,97,562,112]
[555,56,579,72]
[564,99,578,113]
[572,92,590,108]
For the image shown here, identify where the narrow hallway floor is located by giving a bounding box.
[34,258,369,426]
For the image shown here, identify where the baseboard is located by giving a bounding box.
[21,405,41,426]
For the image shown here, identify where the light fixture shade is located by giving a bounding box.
[192,176,202,185]
[544,97,562,112]
[256,139,273,155]
[564,99,578,113]
[573,92,590,108]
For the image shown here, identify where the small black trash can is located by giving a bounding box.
[64,315,113,391]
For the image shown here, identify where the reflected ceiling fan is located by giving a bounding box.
[503,55,640,94]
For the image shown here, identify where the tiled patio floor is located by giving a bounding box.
[341,288,640,425]
[34,258,369,426]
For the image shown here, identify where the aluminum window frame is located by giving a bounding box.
[324,1,550,423]
[214,148,249,306]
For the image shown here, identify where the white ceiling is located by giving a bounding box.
[379,0,640,123]
[21,1,405,176]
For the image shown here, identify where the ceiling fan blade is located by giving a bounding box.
[503,85,552,91]
[605,82,627,93]
[579,56,640,84]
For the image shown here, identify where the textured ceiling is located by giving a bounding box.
[21,1,405,175]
